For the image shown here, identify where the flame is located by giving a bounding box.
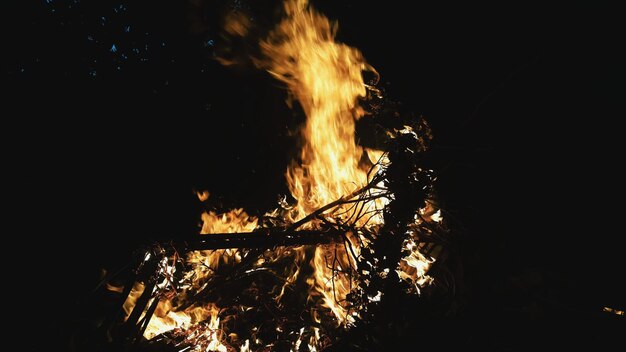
[196,191,259,234]
[121,281,145,321]
[144,303,212,340]
[200,209,258,234]
[254,0,391,324]
[257,0,381,224]
[398,239,435,293]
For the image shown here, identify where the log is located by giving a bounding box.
[169,229,344,251]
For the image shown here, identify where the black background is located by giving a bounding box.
[4,1,623,350]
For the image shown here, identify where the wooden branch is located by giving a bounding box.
[172,229,344,251]
[136,296,160,343]
[287,179,384,231]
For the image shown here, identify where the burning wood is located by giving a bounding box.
[96,0,451,351]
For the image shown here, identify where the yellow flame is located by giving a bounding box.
[122,281,145,321]
[253,0,392,324]
[204,303,227,352]
[144,302,211,340]
[398,238,435,293]
[257,0,379,224]
[200,208,258,234]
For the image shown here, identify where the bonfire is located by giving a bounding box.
[98,1,450,351]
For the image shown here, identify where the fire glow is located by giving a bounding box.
[108,1,444,350]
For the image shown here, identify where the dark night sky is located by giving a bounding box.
[4,1,623,351]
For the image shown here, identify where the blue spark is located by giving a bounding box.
[110,44,117,53]
[124,25,131,33]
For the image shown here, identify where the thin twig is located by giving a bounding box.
[288,187,365,231]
